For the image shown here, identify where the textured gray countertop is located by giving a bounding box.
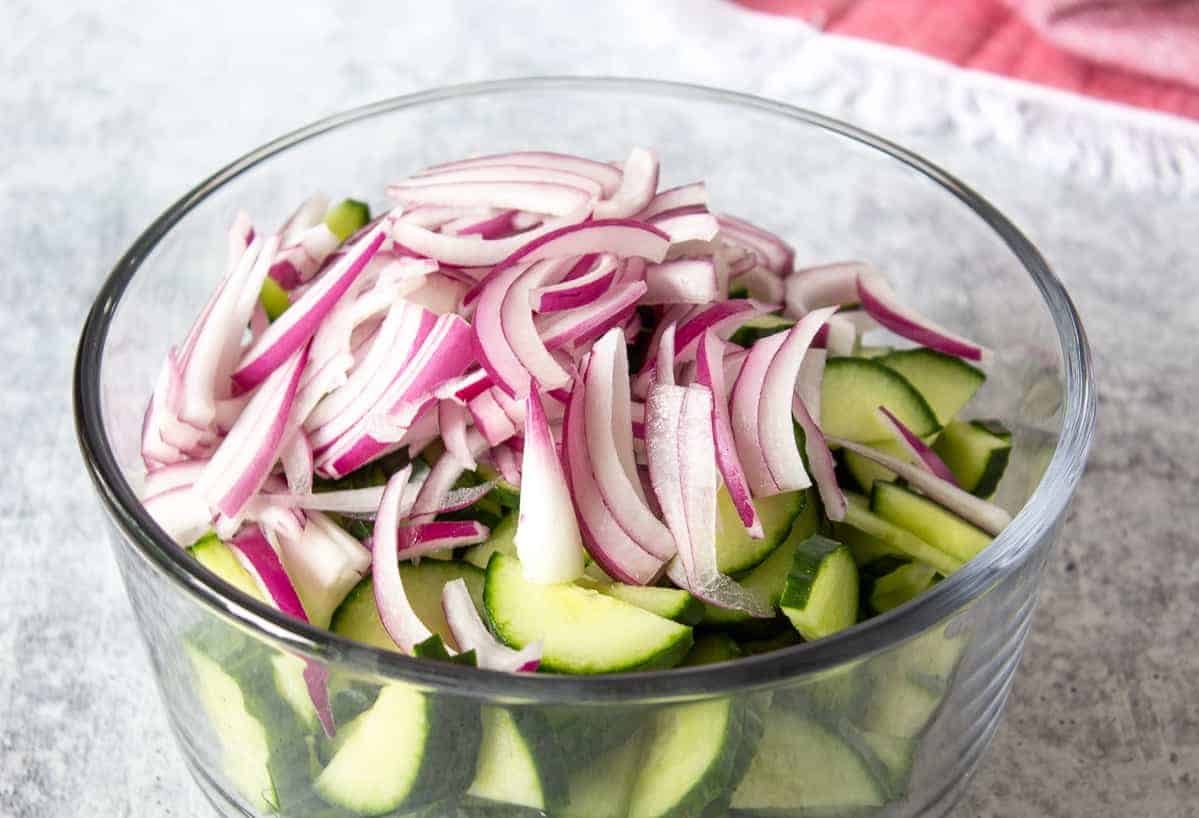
[2,1,1197,816]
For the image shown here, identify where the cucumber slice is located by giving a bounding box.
[716,487,806,575]
[861,675,945,740]
[464,514,517,569]
[627,700,742,818]
[841,438,905,492]
[562,731,646,818]
[871,483,991,563]
[784,660,871,721]
[730,708,885,814]
[190,532,263,601]
[703,491,820,628]
[840,494,964,576]
[820,357,939,443]
[330,561,485,651]
[314,683,478,814]
[466,707,565,813]
[270,653,320,733]
[728,314,793,348]
[259,277,291,321]
[475,462,522,508]
[869,562,937,614]
[484,553,693,674]
[879,348,985,426]
[835,718,916,800]
[854,344,893,359]
[583,580,704,625]
[324,199,371,242]
[932,419,1012,498]
[779,535,859,641]
[682,633,743,666]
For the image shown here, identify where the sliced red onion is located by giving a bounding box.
[391,208,588,267]
[562,368,664,585]
[442,578,541,672]
[195,344,308,520]
[143,485,212,546]
[396,521,490,560]
[274,511,370,626]
[695,330,763,537]
[636,181,707,220]
[716,213,794,275]
[438,399,476,469]
[797,349,826,422]
[531,254,618,312]
[422,152,623,197]
[791,394,846,521]
[290,352,355,434]
[584,330,676,560]
[651,210,720,246]
[228,527,308,619]
[857,269,990,363]
[730,265,784,306]
[467,389,518,447]
[268,486,386,515]
[828,437,1012,535]
[538,281,648,351]
[234,227,387,392]
[141,459,210,500]
[592,148,659,219]
[876,405,959,485]
[784,261,866,317]
[813,314,857,356]
[448,209,518,239]
[728,330,789,496]
[389,180,594,217]
[271,197,342,288]
[637,299,766,383]
[439,369,492,403]
[475,259,571,397]
[280,432,313,496]
[646,384,772,617]
[279,194,329,246]
[642,259,718,305]
[758,306,839,494]
[403,273,469,315]
[371,466,433,653]
[408,431,489,523]
[403,163,605,197]
[399,204,488,230]
[514,389,585,584]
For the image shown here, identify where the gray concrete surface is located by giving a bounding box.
[2,1,1196,816]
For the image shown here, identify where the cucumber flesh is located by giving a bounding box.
[583,580,704,625]
[871,482,991,563]
[258,277,291,321]
[841,494,964,576]
[932,419,1012,498]
[841,438,905,492]
[716,486,806,575]
[870,562,937,614]
[878,348,985,426]
[627,700,740,818]
[729,314,794,348]
[475,462,522,508]
[836,718,916,800]
[467,707,563,812]
[731,708,884,813]
[681,633,744,667]
[464,513,517,569]
[189,532,264,602]
[702,490,820,628]
[820,357,939,443]
[779,535,859,641]
[562,731,645,818]
[329,561,485,651]
[484,553,693,674]
[324,199,371,242]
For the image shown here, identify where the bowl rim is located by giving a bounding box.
[74,76,1095,703]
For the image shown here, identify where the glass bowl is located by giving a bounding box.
[74,77,1095,818]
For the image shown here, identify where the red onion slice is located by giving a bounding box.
[791,394,846,521]
[812,314,857,356]
[442,578,541,672]
[784,261,866,317]
[876,405,959,485]
[401,163,605,197]
[234,227,387,392]
[593,148,659,219]
[448,209,519,239]
[758,306,839,494]
[539,282,648,351]
[143,485,213,546]
[828,437,1012,535]
[656,323,677,387]
[730,266,784,307]
[391,208,588,267]
[514,389,585,584]
[716,213,795,275]
[408,431,489,523]
[636,299,766,382]
[857,269,990,363]
[584,330,677,560]
[492,444,522,488]
[481,259,574,396]
[797,349,826,422]
[396,521,490,560]
[695,331,763,537]
[531,254,618,312]
[642,259,719,305]
[371,466,434,653]
[389,180,594,217]
[729,330,789,496]
[467,389,518,447]
[636,181,707,219]
[141,459,210,500]
[438,399,477,469]
[421,151,624,197]
[274,511,370,626]
[280,432,314,496]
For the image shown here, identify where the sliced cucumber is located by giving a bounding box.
[324,198,371,242]
[583,580,703,625]
[728,314,793,348]
[779,535,859,641]
[627,699,743,818]
[475,462,522,508]
[484,553,693,673]
[270,653,319,734]
[836,718,916,800]
[784,660,871,721]
[820,357,939,443]
[258,277,291,321]
[870,562,937,614]
[464,513,517,570]
[840,493,964,576]
[329,561,485,651]
[854,344,893,359]
[932,418,1012,498]
[562,731,646,818]
[871,482,991,563]
[189,532,263,601]
[861,674,945,741]
[703,491,820,628]
[730,708,885,814]
[466,707,565,813]
[879,348,985,426]
[716,486,806,575]
[841,438,905,492]
[315,683,478,814]
[682,633,743,667]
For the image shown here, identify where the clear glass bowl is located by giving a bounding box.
[74,78,1095,818]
